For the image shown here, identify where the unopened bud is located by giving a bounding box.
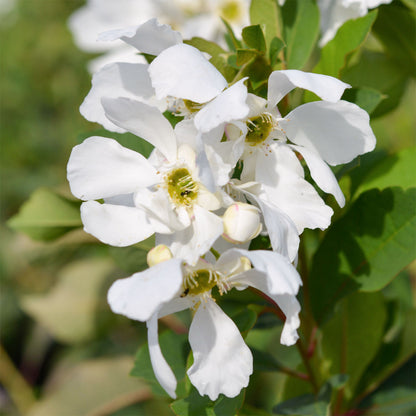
[147,245,173,267]
[222,203,262,244]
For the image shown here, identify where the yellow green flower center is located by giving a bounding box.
[245,114,274,146]
[166,167,199,207]
[220,1,242,22]
[183,269,220,296]
[183,99,201,114]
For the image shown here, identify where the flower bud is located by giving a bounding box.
[222,203,262,244]
[147,245,173,267]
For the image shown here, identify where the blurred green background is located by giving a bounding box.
[0,1,415,415]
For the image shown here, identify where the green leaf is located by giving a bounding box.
[242,25,266,52]
[310,187,416,323]
[354,146,416,198]
[341,50,408,118]
[131,331,189,397]
[20,258,115,344]
[269,37,285,67]
[109,245,148,275]
[7,187,82,241]
[171,388,245,416]
[320,292,388,401]
[236,48,259,66]
[373,3,416,78]
[221,18,242,50]
[358,355,416,415]
[341,87,384,115]
[281,0,319,69]
[314,11,377,77]
[249,0,280,49]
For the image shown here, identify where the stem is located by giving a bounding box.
[296,338,319,395]
[0,344,36,414]
[160,315,188,334]
[334,305,348,415]
[250,288,285,321]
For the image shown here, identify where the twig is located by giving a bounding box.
[296,338,319,395]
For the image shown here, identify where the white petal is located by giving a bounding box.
[81,200,155,246]
[194,78,249,133]
[67,136,158,200]
[80,62,161,133]
[275,294,301,346]
[102,98,177,162]
[290,144,345,207]
[97,18,182,55]
[223,249,302,295]
[256,144,333,233]
[187,298,252,400]
[107,258,183,321]
[268,70,351,107]
[281,100,376,165]
[158,205,223,265]
[147,314,177,399]
[149,43,227,103]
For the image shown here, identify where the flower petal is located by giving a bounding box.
[194,78,249,132]
[157,205,223,265]
[81,200,155,246]
[67,136,158,200]
[187,298,252,400]
[102,98,177,162]
[107,258,183,322]
[97,18,182,55]
[281,100,376,165]
[275,294,301,346]
[147,314,178,398]
[290,144,345,207]
[149,43,227,103]
[268,70,350,107]
[80,62,162,133]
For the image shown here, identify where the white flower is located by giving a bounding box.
[107,247,302,400]
[67,99,226,265]
[221,70,376,234]
[318,0,392,46]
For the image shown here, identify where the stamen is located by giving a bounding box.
[245,113,274,147]
[165,167,199,207]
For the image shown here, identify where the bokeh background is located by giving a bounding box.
[1,1,415,415]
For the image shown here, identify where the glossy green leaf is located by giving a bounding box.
[314,11,377,77]
[310,187,416,323]
[320,292,387,401]
[342,87,384,115]
[249,0,280,49]
[7,187,82,241]
[131,331,189,397]
[373,3,416,78]
[354,146,416,198]
[281,0,319,69]
[242,25,266,52]
[20,258,115,344]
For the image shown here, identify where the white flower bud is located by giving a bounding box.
[222,203,262,244]
[147,245,173,267]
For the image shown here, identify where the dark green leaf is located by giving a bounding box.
[242,25,266,52]
[269,37,285,67]
[131,331,189,397]
[314,11,377,77]
[373,3,416,78]
[249,0,280,49]
[7,188,81,241]
[236,49,259,66]
[320,292,387,401]
[342,87,384,115]
[281,0,319,69]
[310,187,416,323]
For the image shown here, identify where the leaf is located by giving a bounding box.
[236,49,259,66]
[27,357,150,416]
[354,146,416,198]
[320,292,387,401]
[171,388,245,416]
[249,0,280,49]
[109,245,148,275]
[281,0,319,69]
[221,18,242,50]
[310,187,416,323]
[242,25,266,52]
[269,37,285,67]
[358,355,416,415]
[7,188,82,241]
[314,11,378,77]
[20,258,115,344]
[372,3,416,78]
[341,87,384,115]
[131,331,189,398]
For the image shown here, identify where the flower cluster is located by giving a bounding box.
[67,19,376,400]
